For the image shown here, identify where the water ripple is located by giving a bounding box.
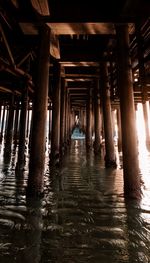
[0,139,149,262]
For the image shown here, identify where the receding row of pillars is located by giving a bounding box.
[0,101,32,141]
[0,23,149,199]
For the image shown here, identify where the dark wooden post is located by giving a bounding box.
[28,105,33,149]
[13,100,20,142]
[48,100,52,144]
[28,25,50,196]
[117,107,122,152]
[16,82,28,170]
[86,87,92,149]
[51,62,61,161]
[116,24,141,199]
[79,108,82,130]
[26,107,30,139]
[4,94,14,154]
[83,109,86,133]
[68,96,71,143]
[65,90,70,145]
[60,77,66,155]
[100,62,117,168]
[0,104,6,141]
[93,79,101,154]
[70,108,74,133]
[64,88,68,147]
[4,105,9,137]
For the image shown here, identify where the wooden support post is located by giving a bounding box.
[4,106,9,137]
[64,89,68,147]
[60,77,66,155]
[136,22,150,148]
[86,87,92,149]
[13,101,20,142]
[100,62,116,168]
[28,107,33,149]
[93,79,101,154]
[68,97,71,143]
[27,25,50,196]
[117,107,122,152]
[116,24,141,199]
[65,90,69,145]
[16,82,28,170]
[4,94,14,154]
[0,104,6,141]
[51,62,61,162]
[48,101,52,144]
[83,109,86,133]
[26,108,30,139]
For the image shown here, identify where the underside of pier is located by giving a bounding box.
[0,0,150,199]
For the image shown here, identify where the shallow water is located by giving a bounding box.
[0,136,150,262]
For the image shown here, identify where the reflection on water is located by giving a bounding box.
[0,128,150,261]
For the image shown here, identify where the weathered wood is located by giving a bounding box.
[16,83,28,170]
[86,87,92,149]
[0,104,6,141]
[28,25,50,196]
[51,62,61,161]
[93,79,101,154]
[60,77,66,154]
[116,24,141,199]
[117,107,122,152]
[136,22,150,147]
[0,24,16,67]
[100,62,116,168]
[4,94,14,153]
[13,101,20,142]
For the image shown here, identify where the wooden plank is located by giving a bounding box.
[31,0,50,15]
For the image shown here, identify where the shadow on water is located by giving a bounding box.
[0,138,150,262]
[15,197,43,263]
[125,198,150,263]
[3,144,12,171]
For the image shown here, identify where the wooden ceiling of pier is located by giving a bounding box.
[0,0,150,107]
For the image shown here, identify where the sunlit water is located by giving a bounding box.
[0,111,150,262]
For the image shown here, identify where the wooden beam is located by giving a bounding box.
[0,57,32,80]
[65,73,99,78]
[0,86,21,95]
[67,87,87,90]
[0,24,16,67]
[17,52,32,67]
